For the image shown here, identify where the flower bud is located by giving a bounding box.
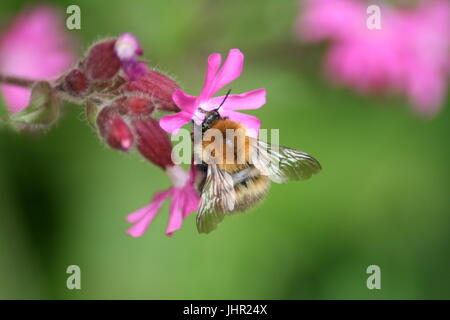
[123,70,180,112]
[132,117,174,169]
[97,106,134,151]
[63,69,90,97]
[114,33,147,81]
[85,40,121,81]
[116,96,155,116]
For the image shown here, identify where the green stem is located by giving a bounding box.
[0,74,35,88]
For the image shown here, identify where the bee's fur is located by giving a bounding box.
[201,118,251,173]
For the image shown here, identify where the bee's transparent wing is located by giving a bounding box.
[251,139,321,184]
[196,163,236,234]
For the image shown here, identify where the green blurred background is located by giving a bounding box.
[0,0,449,299]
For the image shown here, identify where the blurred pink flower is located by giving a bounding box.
[397,0,450,115]
[126,165,200,237]
[297,0,450,116]
[322,4,405,94]
[0,6,75,113]
[159,49,266,138]
[297,0,363,42]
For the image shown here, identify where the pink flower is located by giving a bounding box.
[298,0,450,116]
[0,6,75,113]
[159,49,266,138]
[125,117,200,237]
[126,165,200,237]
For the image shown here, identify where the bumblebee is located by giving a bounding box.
[194,96,321,234]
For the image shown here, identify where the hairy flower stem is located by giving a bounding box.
[0,74,35,88]
[0,74,72,105]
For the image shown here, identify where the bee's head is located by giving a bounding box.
[200,88,231,132]
[202,110,221,132]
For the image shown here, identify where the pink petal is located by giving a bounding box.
[159,111,192,134]
[126,190,170,223]
[166,166,200,235]
[209,49,244,96]
[221,111,261,138]
[126,204,153,224]
[198,53,222,102]
[127,212,158,238]
[172,89,197,113]
[165,190,184,236]
[209,88,266,111]
[182,187,200,218]
[165,185,199,236]
[126,189,172,237]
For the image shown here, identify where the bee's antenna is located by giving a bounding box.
[215,88,232,112]
[195,89,231,124]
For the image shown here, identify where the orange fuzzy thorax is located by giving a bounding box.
[201,119,252,172]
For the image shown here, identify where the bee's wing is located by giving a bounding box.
[251,139,321,184]
[196,163,236,234]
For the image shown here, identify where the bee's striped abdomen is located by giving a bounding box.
[231,166,270,213]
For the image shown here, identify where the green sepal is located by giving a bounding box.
[10,81,60,129]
